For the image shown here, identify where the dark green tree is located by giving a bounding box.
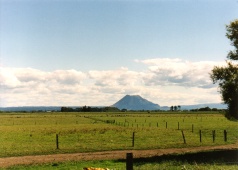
[210,19,238,119]
[170,106,174,111]
[174,106,178,111]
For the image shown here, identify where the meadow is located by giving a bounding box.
[4,160,238,170]
[0,111,237,158]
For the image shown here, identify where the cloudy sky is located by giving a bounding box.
[0,0,238,107]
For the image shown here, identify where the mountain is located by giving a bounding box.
[112,95,227,111]
[180,103,227,110]
[112,95,160,110]
[160,103,227,111]
[0,106,62,112]
[0,96,227,112]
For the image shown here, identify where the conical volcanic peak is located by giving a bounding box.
[112,95,160,110]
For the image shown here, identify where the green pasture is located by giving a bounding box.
[0,112,237,157]
[3,160,238,170]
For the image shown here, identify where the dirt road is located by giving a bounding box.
[0,143,238,168]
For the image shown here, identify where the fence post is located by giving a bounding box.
[157,122,158,127]
[178,122,180,130]
[224,130,227,142]
[126,153,133,170]
[212,130,215,143]
[56,134,59,149]
[192,124,194,133]
[181,130,186,144]
[199,130,202,143]
[166,122,167,129]
[132,132,135,147]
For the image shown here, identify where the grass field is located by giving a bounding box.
[0,111,237,158]
[3,160,238,170]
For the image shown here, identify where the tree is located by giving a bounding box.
[198,107,211,111]
[226,20,238,60]
[174,106,178,111]
[170,106,174,111]
[210,19,238,119]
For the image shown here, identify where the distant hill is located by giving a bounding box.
[180,103,227,110]
[111,95,227,111]
[112,95,160,110]
[161,103,227,111]
[0,106,61,112]
[0,96,227,112]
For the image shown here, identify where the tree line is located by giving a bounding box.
[61,106,120,112]
[169,106,224,112]
[170,105,181,111]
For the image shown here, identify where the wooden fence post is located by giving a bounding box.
[56,134,59,149]
[192,124,194,133]
[224,130,227,142]
[126,153,133,170]
[199,130,202,143]
[166,122,167,129]
[212,130,215,143]
[132,132,135,147]
[178,122,180,130]
[181,130,186,144]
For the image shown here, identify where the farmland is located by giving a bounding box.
[0,111,237,158]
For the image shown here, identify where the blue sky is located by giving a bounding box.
[0,0,238,107]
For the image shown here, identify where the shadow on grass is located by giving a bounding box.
[119,149,238,165]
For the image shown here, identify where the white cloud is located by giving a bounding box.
[0,58,225,107]
[136,58,225,88]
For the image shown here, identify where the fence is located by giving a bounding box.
[53,129,229,151]
[0,115,235,157]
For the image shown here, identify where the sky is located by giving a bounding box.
[0,0,238,107]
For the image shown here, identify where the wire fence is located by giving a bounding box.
[0,115,236,157]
